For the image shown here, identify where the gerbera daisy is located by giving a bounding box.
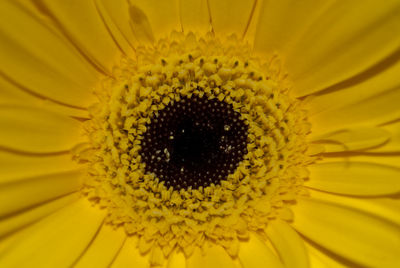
[0,0,399,267]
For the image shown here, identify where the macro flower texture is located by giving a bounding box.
[0,0,400,267]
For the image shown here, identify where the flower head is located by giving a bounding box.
[0,0,399,267]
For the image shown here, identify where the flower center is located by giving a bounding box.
[140,95,248,190]
[78,32,313,264]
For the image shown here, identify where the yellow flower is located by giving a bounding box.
[0,0,399,267]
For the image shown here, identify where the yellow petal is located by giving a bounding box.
[307,188,400,226]
[305,241,350,268]
[0,193,79,237]
[238,234,284,268]
[0,170,83,218]
[168,250,186,268]
[241,0,263,44]
[111,236,149,268]
[310,86,400,135]
[35,0,121,74]
[74,224,126,268]
[179,0,211,34]
[324,153,400,169]
[128,2,155,44]
[0,1,98,108]
[266,220,309,268]
[127,0,180,40]
[254,0,334,58]
[369,121,400,153]
[305,144,325,156]
[93,0,136,57]
[286,0,400,97]
[306,56,400,117]
[187,244,240,268]
[319,137,400,168]
[0,77,89,118]
[306,55,400,136]
[0,76,36,104]
[306,161,400,196]
[0,151,79,184]
[291,196,400,267]
[208,0,256,38]
[0,105,84,153]
[0,198,106,268]
[311,127,390,152]
[100,0,138,49]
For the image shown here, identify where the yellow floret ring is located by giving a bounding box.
[80,32,312,265]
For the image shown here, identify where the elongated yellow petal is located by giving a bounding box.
[323,153,400,169]
[0,77,89,118]
[307,188,400,226]
[0,193,79,237]
[266,219,309,268]
[111,236,149,268]
[0,105,84,153]
[187,244,240,268]
[368,121,400,153]
[208,0,256,37]
[0,1,98,108]
[179,0,211,34]
[241,0,262,44]
[0,151,79,184]
[306,162,400,196]
[286,0,400,97]
[0,198,106,268]
[306,55,400,117]
[311,127,390,152]
[74,224,126,268]
[0,76,36,104]
[100,0,138,49]
[0,170,83,218]
[291,197,400,267]
[305,241,350,268]
[128,0,180,40]
[238,234,284,268]
[310,87,400,135]
[306,56,400,136]
[93,0,136,57]
[35,0,121,74]
[128,3,155,44]
[254,0,333,58]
